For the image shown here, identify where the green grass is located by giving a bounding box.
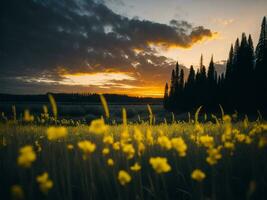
[1,119,267,200]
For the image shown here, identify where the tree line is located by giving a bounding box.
[0,93,161,104]
[164,16,267,114]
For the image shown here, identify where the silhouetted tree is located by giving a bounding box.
[163,83,169,109]
[164,17,267,115]
[255,16,267,109]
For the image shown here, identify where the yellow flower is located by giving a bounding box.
[199,135,214,148]
[206,146,222,165]
[191,169,206,182]
[17,145,36,168]
[89,118,109,134]
[194,124,204,135]
[130,163,141,171]
[235,133,246,142]
[78,140,96,159]
[146,129,154,145]
[23,110,34,122]
[133,127,143,142]
[47,126,67,140]
[118,170,131,186]
[258,137,267,148]
[149,157,171,174]
[122,144,135,159]
[138,142,145,155]
[171,137,187,157]
[113,142,120,151]
[36,172,53,194]
[107,158,114,166]
[103,136,114,145]
[157,136,172,150]
[67,144,74,150]
[223,115,232,123]
[224,142,235,150]
[11,185,24,200]
[102,148,110,155]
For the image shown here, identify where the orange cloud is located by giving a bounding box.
[147,31,219,50]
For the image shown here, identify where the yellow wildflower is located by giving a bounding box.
[121,129,130,142]
[171,137,187,157]
[191,169,206,182]
[47,126,67,140]
[36,172,53,194]
[259,137,267,148]
[78,140,96,159]
[158,136,172,150]
[223,115,231,123]
[102,148,110,155]
[138,142,145,155]
[194,124,204,135]
[118,170,131,186]
[67,144,74,150]
[149,157,171,174]
[224,142,235,150]
[107,158,114,166]
[103,136,114,145]
[146,129,154,145]
[130,163,141,171]
[89,118,109,134]
[17,145,36,168]
[23,110,34,122]
[122,144,135,159]
[11,185,24,200]
[199,135,214,148]
[133,127,143,142]
[206,146,222,165]
[113,142,120,151]
[235,133,246,143]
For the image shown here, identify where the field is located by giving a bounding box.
[0,102,173,123]
[1,97,267,200]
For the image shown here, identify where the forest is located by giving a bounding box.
[164,17,267,115]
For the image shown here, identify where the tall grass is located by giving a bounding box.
[0,96,267,200]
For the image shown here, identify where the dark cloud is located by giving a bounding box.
[0,0,215,95]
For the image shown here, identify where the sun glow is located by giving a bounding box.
[60,72,136,88]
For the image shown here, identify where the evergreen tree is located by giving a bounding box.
[225,44,234,81]
[187,66,195,86]
[168,69,176,110]
[207,55,216,83]
[169,69,176,97]
[255,16,267,109]
[164,17,267,115]
[179,69,184,90]
[163,83,169,109]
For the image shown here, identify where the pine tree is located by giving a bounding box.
[179,69,184,90]
[225,44,234,81]
[187,66,195,86]
[207,55,215,83]
[169,69,176,97]
[163,83,169,109]
[255,16,267,109]
[255,16,267,67]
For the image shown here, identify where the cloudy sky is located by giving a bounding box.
[0,0,266,97]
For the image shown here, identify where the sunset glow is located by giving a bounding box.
[61,72,136,88]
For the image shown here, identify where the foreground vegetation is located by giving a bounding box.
[1,96,267,200]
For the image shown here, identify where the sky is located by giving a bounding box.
[0,0,266,97]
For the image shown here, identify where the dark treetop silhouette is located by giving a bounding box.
[164,17,267,114]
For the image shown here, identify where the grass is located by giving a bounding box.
[0,97,267,200]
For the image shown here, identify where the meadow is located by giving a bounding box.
[0,95,267,200]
